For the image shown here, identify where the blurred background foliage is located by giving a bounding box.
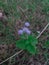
[0,0,49,65]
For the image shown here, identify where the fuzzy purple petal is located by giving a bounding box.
[18,29,23,35]
[26,29,31,34]
[23,27,28,32]
[23,27,31,34]
[25,22,30,27]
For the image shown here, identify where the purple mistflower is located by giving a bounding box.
[25,22,30,27]
[26,29,31,34]
[23,27,31,34]
[18,29,23,35]
[23,27,28,32]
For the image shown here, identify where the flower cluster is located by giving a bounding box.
[18,22,31,35]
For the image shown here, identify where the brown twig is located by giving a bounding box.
[0,50,23,65]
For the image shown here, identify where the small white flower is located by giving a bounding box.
[37,31,40,34]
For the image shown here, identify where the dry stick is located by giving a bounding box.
[37,23,49,39]
[0,23,49,65]
[0,50,23,65]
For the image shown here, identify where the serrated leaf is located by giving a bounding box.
[26,44,36,54]
[16,35,38,54]
[28,35,38,46]
[16,39,26,49]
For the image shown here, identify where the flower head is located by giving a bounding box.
[23,27,31,34]
[26,29,31,34]
[25,22,30,27]
[23,27,28,32]
[18,29,23,35]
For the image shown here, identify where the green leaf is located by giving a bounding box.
[16,34,38,54]
[44,40,49,49]
[28,35,38,46]
[16,39,26,49]
[26,44,36,54]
